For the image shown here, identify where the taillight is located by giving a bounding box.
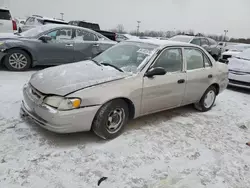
[12,20,17,31]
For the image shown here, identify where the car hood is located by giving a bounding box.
[228,57,250,73]
[222,51,241,56]
[29,60,129,96]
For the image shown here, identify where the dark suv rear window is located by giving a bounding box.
[0,9,11,20]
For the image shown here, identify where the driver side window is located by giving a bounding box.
[153,48,183,72]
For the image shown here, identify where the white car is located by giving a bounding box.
[220,44,250,63]
[228,48,250,89]
[0,7,17,33]
[21,15,67,32]
[14,18,26,33]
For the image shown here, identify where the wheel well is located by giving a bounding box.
[106,97,135,120]
[210,83,220,95]
[1,47,33,65]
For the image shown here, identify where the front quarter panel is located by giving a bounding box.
[66,74,143,118]
[4,39,39,63]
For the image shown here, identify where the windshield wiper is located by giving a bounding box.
[90,59,101,66]
[101,62,124,72]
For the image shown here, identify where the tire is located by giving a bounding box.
[92,99,129,140]
[194,86,217,112]
[4,49,31,71]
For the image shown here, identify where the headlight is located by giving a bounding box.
[43,96,81,110]
[0,42,4,46]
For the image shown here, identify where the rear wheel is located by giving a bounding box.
[92,99,129,140]
[4,49,31,71]
[194,86,216,112]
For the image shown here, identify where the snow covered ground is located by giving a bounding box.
[0,69,250,188]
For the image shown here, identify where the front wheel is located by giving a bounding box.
[4,49,31,71]
[92,99,129,140]
[194,86,217,112]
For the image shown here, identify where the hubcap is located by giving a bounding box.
[204,90,215,108]
[106,108,125,134]
[9,53,28,69]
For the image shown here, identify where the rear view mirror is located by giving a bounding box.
[145,67,166,78]
[39,35,52,43]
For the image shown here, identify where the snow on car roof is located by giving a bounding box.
[127,38,196,47]
[31,15,67,23]
[33,24,106,36]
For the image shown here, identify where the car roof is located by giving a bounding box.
[35,24,106,36]
[127,38,197,48]
[31,15,67,23]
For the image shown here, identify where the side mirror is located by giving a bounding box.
[145,67,166,78]
[39,35,52,43]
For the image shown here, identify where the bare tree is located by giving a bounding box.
[117,24,125,33]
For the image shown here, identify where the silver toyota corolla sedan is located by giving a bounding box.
[20,39,229,139]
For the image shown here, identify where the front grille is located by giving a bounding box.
[229,79,250,87]
[222,55,232,60]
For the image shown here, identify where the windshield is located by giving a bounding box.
[20,26,48,38]
[169,36,192,43]
[93,42,158,73]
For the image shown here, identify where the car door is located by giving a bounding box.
[37,28,75,65]
[73,29,101,61]
[182,47,214,104]
[141,47,186,115]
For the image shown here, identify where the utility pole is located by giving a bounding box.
[60,13,64,20]
[137,21,141,36]
[224,30,228,41]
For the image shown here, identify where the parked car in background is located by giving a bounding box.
[0,7,17,33]
[21,15,67,32]
[169,35,222,60]
[219,44,250,63]
[0,24,116,71]
[20,39,228,139]
[14,18,26,33]
[69,20,116,41]
[228,48,250,89]
[116,33,138,42]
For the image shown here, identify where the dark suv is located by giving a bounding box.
[170,35,221,60]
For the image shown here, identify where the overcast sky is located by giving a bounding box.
[1,0,250,38]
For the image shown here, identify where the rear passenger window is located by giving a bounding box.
[184,48,212,70]
[0,9,11,20]
[184,48,204,70]
[75,29,98,41]
[153,48,183,72]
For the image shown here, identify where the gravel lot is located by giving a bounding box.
[0,69,250,188]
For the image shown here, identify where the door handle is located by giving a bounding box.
[93,44,100,47]
[208,74,213,78]
[177,79,185,84]
[65,44,73,47]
